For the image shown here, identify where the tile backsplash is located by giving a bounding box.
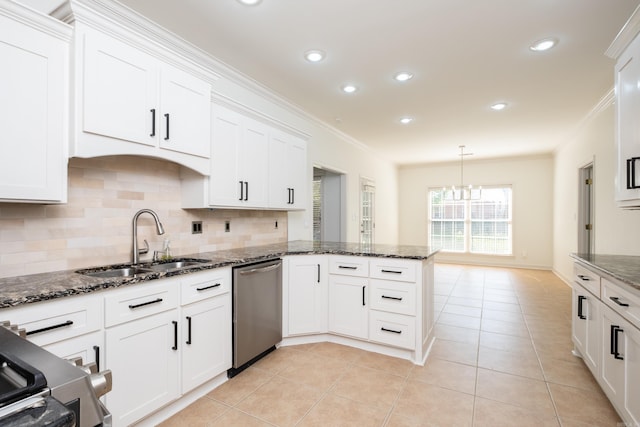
[0,156,287,278]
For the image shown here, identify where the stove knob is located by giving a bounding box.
[68,356,83,367]
[90,370,112,398]
[81,361,98,375]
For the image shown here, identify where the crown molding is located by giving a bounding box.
[2,0,72,41]
[606,4,640,59]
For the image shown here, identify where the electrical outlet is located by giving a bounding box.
[225,220,230,232]
[191,221,203,234]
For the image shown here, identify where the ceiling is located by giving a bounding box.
[27,0,640,164]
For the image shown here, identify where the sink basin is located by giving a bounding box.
[146,260,206,272]
[81,267,152,278]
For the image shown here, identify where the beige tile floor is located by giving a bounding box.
[158,264,622,427]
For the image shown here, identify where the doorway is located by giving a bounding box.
[578,163,594,255]
[313,167,346,242]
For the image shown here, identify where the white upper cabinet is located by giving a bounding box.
[607,9,640,207]
[182,103,308,210]
[269,130,307,210]
[67,1,215,175]
[208,105,269,208]
[0,1,71,203]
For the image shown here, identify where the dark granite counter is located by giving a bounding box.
[0,241,438,309]
[571,253,640,293]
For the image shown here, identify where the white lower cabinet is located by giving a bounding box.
[600,304,640,427]
[103,269,231,427]
[285,255,328,336]
[328,274,369,340]
[105,309,180,427]
[369,310,415,350]
[571,282,600,375]
[572,260,640,427]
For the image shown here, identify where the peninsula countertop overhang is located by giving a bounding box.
[0,241,439,309]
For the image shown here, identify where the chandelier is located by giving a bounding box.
[444,145,482,200]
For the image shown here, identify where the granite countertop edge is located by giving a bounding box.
[570,253,640,294]
[0,241,438,309]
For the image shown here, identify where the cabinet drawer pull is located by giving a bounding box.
[150,109,156,137]
[577,275,590,281]
[164,113,170,140]
[381,269,402,274]
[609,296,629,307]
[172,320,178,351]
[128,298,163,310]
[339,265,357,270]
[577,295,586,320]
[196,283,221,292]
[627,157,640,189]
[610,324,624,360]
[382,295,403,301]
[26,320,73,336]
[186,316,192,345]
[317,264,320,283]
[93,345,100,372]
[381,327,402,334]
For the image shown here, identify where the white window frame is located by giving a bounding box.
[428,185,513,256]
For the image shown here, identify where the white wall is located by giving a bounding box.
[398,155,554,269]
[553,99,640,282]
[210,75,399,245]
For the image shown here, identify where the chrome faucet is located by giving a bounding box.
[132,209,165,265]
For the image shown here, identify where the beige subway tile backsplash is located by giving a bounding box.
[0,156,288,278]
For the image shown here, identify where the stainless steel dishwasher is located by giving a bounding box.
[229,258,282,377]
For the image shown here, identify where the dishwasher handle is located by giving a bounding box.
[237,262,281,275]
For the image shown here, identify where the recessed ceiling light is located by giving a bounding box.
[342,84,358,94]
[304,50,325,63]
[400,117,413,124]
[491,102,508,111]
[237,0,262,5]
[394,72,413,82]
[529,38,557,52]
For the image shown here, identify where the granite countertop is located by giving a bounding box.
[0,241,438,309]
[571,253,640,293]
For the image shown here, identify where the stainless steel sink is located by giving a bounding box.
[146,260,206,272]
[81,267,152,278]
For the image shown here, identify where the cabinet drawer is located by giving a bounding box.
[181,268,231,305]
[369,310,415,350]
[2,295,102,347]
[602,278,640,328]
[370,259,417,283]
[105,280,180,327]
[574,263,601,297]
[370,279,416,316]
[329,256,369,277]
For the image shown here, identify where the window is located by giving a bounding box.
[428,186,512,255]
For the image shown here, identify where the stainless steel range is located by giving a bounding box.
[0,323,112,427]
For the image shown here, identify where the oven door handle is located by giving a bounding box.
[0,351,47,405]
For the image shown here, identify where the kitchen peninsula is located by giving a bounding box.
[0,241,437,427]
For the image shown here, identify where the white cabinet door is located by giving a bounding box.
[105,310,179,427]
[240,117,270,207]
[83,29,157,147]
[328,275,368,339]
[600,304,640,427]
[615,33,640,206]
[0,7,69,202]
[181,294,231,392]
[210,105,242,206]
[159,64,211,158]
[287,256,328,335]
[571,284,600,376]
[268,132,307,210]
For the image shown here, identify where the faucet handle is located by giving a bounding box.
[138,239,149,256]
